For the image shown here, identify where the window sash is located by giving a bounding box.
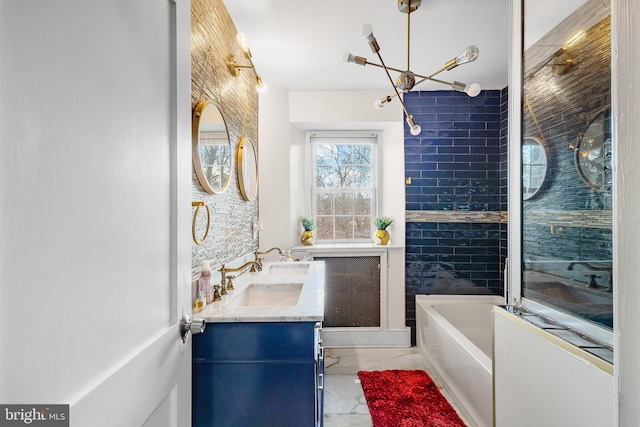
[307,132,378,242]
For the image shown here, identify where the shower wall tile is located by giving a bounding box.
[404,89,508,344]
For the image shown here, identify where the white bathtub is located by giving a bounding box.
[416,295,504,427]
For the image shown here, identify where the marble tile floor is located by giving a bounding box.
[322,347,471,427]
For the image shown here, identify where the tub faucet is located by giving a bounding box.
[567,262,613,291]
[254,247,283,266]
[219,261,262,295]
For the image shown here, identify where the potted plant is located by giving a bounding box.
[373,216,394,245]
[300,217,317,246]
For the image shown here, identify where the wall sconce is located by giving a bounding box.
[550,30,586,75]
[227,32,265,92]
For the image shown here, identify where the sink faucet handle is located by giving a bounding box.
[213,285,222,302]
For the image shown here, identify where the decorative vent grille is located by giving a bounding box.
[316,256,380,327]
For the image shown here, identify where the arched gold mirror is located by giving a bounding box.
[575,108,612,192]
[237,137,258,201]
[522,136,548,200]
[192,100,232,194]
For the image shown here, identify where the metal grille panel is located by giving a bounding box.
[316,256,380,327]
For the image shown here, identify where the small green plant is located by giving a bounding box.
[374,216,394,230]
[300,217,316,231]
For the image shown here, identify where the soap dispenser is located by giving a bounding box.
[198,261,213,304]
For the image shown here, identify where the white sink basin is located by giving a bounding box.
[267,263,310,275]
[233,282,304,307]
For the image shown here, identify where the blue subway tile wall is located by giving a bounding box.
[404,90,503,212]
[499,87,509,293]
[404,89,507,344]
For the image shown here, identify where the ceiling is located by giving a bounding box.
[224,0,590,94]
[225,0,510,93]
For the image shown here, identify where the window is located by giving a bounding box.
[307,132,378,241]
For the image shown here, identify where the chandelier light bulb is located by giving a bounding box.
[455,45,480,67]
[360,23,380,53]
[374,96,392,109]
[407,116,421,136]
[343,51,367,66]
[465,83,481,97]
[361,23,374,42]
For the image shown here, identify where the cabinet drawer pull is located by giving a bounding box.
[318,346,324,361]
[318,373,324,391]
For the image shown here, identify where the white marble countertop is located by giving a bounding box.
[198,261,325,323]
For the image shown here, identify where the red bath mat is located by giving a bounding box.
[358,369,467,427]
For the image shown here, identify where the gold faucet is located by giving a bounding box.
[253,247,283,266]
[219,261,263,295]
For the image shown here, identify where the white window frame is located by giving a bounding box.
[305,131,380,242]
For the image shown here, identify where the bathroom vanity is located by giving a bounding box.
[192,261,325,427]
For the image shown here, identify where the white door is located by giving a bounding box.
[0,1,193,426]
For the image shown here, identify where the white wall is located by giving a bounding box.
[258,89,407,330]
[257,85,292,252]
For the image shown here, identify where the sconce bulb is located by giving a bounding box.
[255,75,265,92]
[465,83,481,97]
[361,23,374,42]
[563,29,587,49]
[236,32,250,53]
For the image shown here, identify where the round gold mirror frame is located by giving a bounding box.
[522,136,549,200]
[192,100,232,195]
[237,137,258,201]
[575,108,612,192]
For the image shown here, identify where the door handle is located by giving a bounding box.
[180,314,205,343]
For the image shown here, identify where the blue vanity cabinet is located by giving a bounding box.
[193,321,324,427]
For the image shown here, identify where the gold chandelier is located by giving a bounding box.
[344,0,480,135]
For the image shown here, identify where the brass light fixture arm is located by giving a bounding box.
[406,9,412,71]
[373,49,412,121]
[360,59,452,92]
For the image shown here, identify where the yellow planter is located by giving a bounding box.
[374,229,390,245]
[300,230,317,246]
